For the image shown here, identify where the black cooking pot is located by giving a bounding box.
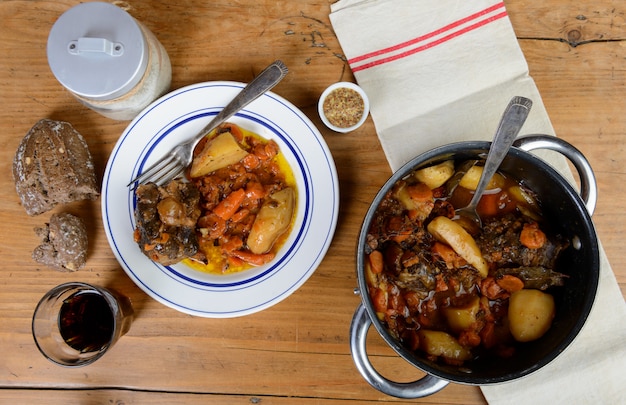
[350,135,600,398]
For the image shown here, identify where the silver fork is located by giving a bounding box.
[127,60,289,187]
[455,96,533,230]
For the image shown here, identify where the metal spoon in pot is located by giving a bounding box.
[455,96,533,229]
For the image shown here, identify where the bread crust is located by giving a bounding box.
[13,119,99,216]
[32,212,88,272]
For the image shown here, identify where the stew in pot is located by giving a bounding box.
[364,159,569,366]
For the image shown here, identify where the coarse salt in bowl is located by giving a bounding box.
[318,82,370,133]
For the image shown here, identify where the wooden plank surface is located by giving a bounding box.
[0,0,623,403]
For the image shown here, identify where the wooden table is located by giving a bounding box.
[1,1,624,403]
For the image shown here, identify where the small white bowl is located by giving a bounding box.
[318,82,370,133]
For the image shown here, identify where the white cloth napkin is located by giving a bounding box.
[330,1,626,403]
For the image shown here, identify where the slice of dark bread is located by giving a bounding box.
[13,119,99,216]
[32,212,88,272]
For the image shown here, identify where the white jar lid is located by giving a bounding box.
[47,2,148,100]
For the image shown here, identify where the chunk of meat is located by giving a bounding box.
[134,180,202,265]
[477,214,569,269]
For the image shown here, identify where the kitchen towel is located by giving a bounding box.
[329,0,626,403]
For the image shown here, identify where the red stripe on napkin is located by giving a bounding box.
[349,2,507,72]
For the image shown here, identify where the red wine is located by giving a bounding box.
[59,291,114,353]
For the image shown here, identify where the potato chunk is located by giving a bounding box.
[190,132,249,178]
[508,185,542,221]
[508,289,555,342]
[394,182,434,221]
[418,330,472,361]
[427,216,488,277]
[459,166,505,191]
[443,296,480,333]
[247,187,295,254]
[414,160,455,189]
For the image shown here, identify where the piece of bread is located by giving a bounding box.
[13,119,99,216]
[32,212,88,272]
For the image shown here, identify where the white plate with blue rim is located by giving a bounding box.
[102,81,339,318]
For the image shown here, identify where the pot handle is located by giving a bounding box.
[513,135,597,215]
[350,304,449,398]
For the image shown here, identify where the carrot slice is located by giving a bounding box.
[496,274,524,293]
[221,236,244,252]
[197,214,227,239]
[245,182,266,200]
[370,287,388,313]
[520,222,547,249]
[219,123,244,142]
[230,208,251,223]
[432,242,457,265]
[242,153,260,170]
[480,277,508,300]
[476,192,502,217]
[407,182,433,203]
[227,255,246,268]
[213,188,246,221]
[368,250,384,274]
[228,249,275,266]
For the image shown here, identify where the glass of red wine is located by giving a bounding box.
[32,282,134,367]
